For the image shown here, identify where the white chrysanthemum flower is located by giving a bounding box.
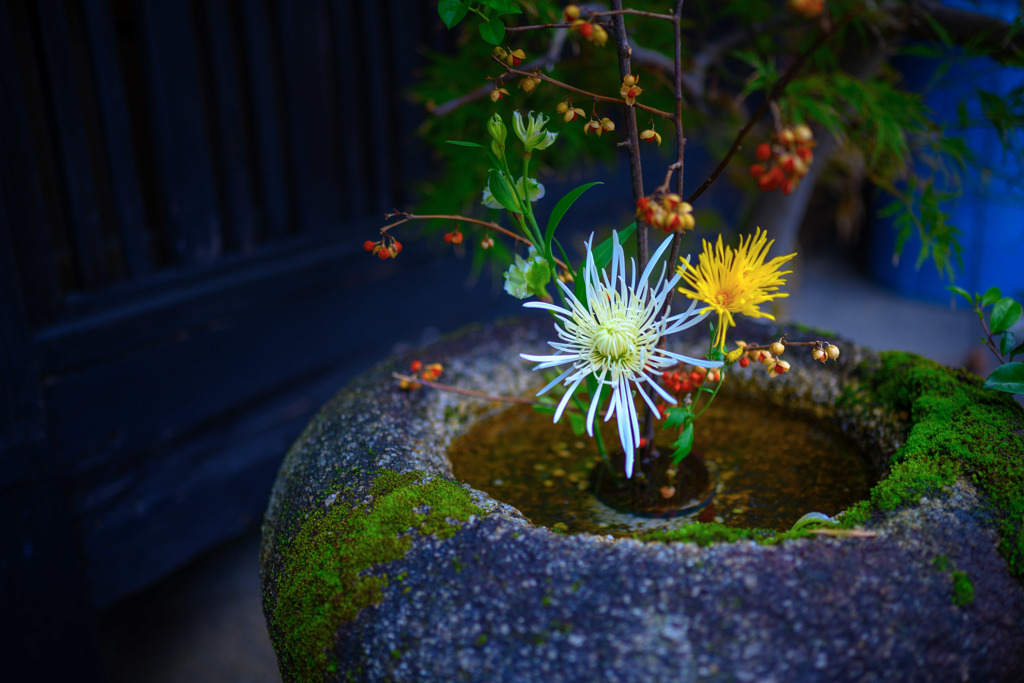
[521,232,723,478]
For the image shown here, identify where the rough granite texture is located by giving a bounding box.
[261,317,1024,682]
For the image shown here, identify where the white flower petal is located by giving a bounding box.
[520,229,714,478]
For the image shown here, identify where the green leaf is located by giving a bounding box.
[984,362,1024,394]
[446,139,487,149]
[947,285,974,307]
[438,0,470,28]
[922,12,954,46]
[480,0,522,14]
[487,169,522,213]
[523,255,552,298]
[566,411,585,437]
[1001,331,1017,357]
[991,297,1022,334]
[663,406,692,431]
[671,423,694,464]
[545,182,603,249]
[789,512,837,533]
[478,16,506,45]
[981,287,1003,307]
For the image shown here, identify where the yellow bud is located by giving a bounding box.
[770,341,785,356]
[825,344,840,360]
[600,117,615,132]
[794,124,813,142]
[623,74,637,87]
[592,24,608,46]
[556,101,569,114]
[564,4,580,21]
[724,347,746,365]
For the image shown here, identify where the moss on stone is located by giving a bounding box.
[642,350,1023,580]
[639,521,815,546]
[267,469,483,682]
[840,351,1024,579]
[952,570,975,606]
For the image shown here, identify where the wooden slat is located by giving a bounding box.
[0,1,61,324]
[81,0,152,278]
[0,160,104,683]
[137,0,222,266]
[328,0,369,221]
[358,0,393,215]
[237,0,289,240]
[200,0,259,253]
[34,0,110,289]
[274,0,340,233]
[387,0,427,205]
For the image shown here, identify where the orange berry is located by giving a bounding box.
[411,360,423,372]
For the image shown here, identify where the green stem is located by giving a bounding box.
[692,369,725,420]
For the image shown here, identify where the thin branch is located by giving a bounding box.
[686,10,857,205]
[592,8,677,22]
[498,60,674,119]
[663,1,686,319]
[381,211,571,272]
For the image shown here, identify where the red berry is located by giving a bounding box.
[755,143,772,161]
[377,248,390,260]
[757,173,778,192]
[739,356,750,368]
[797,146,813,161]
[578,22,593,38]
[781,156,796,175]
[680,379,693,393]
[392,240,402,253]
[411,360,423,372]
[363,240,376,252]
[749,163,765,177]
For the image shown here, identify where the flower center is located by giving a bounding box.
[592,318,638,364]
[715,289,736,309]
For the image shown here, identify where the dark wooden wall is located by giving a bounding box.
[0,0,517,676]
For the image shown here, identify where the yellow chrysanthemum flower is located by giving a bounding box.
[676,227,796,351]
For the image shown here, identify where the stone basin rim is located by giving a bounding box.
[259,315,1024,683]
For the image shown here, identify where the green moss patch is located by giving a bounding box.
[639,521,819,546]
[841,352,1024,579]
[641,351,1024,584]
[267,470,483,681]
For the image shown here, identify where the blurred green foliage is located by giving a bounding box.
[406,0,1024,280]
